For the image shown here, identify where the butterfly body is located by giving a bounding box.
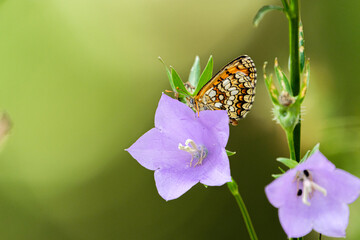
[188,55,257,126]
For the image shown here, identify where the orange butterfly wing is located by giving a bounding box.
[194,55,257,125]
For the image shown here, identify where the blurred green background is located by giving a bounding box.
[0,0,358,239]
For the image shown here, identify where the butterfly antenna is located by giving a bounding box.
[164,89,181,100]
[175,87,191,96]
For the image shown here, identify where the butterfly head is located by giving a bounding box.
[185,96,196,109]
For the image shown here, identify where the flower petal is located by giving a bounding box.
[155,93,195,132]
[265,169,297,208]
[199,110,229,147]
[199,148,231,186]
[154,167,198,201]
[298,151,335,172]
[315,169,360,204]
[312,199,348,238]
[278,200,313,238]
[154,94,208,146]
[126,128,189,170]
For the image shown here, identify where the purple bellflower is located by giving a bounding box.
[265,151,360,238]
[127,94,231,201]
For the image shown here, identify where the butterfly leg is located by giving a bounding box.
[196,101,200,117]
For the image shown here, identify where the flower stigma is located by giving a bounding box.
[295,170,327,206]
[178,139,208,167]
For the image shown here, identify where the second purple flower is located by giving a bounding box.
[265,151,360,238]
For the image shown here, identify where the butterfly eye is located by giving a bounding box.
[189,98,195,105]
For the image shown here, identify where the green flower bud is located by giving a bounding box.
[264,58,310,133]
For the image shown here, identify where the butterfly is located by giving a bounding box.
[187,55,257,126]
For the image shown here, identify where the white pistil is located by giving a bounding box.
[178,139,208,167]
[296,170,327,206]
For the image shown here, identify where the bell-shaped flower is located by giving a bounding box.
[265,151,360,238]
[127,94,231,201]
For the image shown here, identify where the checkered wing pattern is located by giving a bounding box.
[194,55,257,126]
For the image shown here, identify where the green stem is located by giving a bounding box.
[287,0,301,162]
[287,1,303,240]
[286,0,303,240]
[227,178,258,240]
[286,130,296,160]
[281,0,289,12]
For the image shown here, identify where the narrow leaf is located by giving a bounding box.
[253,5,283,27]
[297,59,310,104]
[299,21,305,73]
[193,56,213,96]
[171,67,191,96]
[272,173,283,179]
[263,62,279,104]
[188,56,201,88]
[300,143,320,163]
[274,58,292,95]
[300,150,310,164]
[226,150,236,156]
[158,57,176,92]
[277,157,298,168]
[309,143,320,156]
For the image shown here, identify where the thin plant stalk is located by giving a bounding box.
[286,0,303,240]
[287,0,301,162]
[227,178,258,240]
[286,131,296,161]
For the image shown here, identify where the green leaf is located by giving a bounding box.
[188,56,201,88]
[299,21,305,73]
[253,5,283,27]
[158,57,176,92]
[193,56,213,96]
[226,150,236,156]
[274,58,292,96]
[278,167,285,173]
[171,67,191,96]
[297,59,310,104]
[203,184,208,188]
[277,157,298,168]
[309,143,320,156]
[272,173,283,179]
[300,150,310,164]
[300,143,320,164]
[263,62,280,105]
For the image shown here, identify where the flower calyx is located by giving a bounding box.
[263,58,310,132]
